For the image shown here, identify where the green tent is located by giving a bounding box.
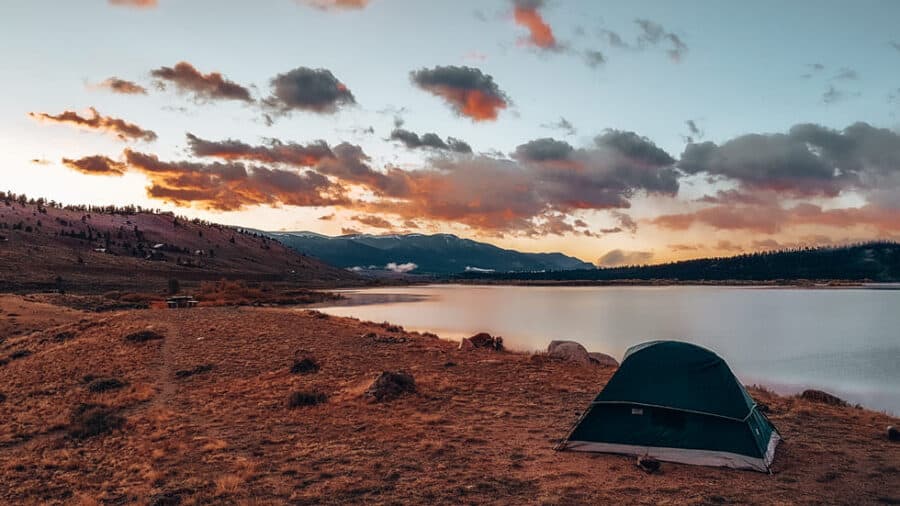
[559,340,780,472]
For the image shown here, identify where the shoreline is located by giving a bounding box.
[0,294,898,503]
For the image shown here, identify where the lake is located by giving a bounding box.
[313,284,900,415]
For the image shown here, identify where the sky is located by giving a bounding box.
[2,0,900,266]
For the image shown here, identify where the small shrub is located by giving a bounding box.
[9,350,31,360]
[290,357,320,375]
[125,330,164,343]
[288,390,327,408]
[174,364,214,379]
[0,392,6,403]
[88,378,126,393]
[364,371,416,402]
[800,389,848,407]
[68,404,124,439]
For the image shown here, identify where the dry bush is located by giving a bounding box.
[125,330,164,342]
[87,378,126,393]
[174,364,214,379]
[68,403,124,439]
[364,371,416,402]
[290,357,320,374]
[214,474,244,497]
[288,390,328,408]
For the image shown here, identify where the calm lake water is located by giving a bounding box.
[313,284,900,415]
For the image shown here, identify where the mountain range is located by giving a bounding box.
[267,231,595,275]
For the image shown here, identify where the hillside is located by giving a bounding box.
[458,242,900,283]
[0,194,359,293]
[0,294,897,504]
[268,231,595,275]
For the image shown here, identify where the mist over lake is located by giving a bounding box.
[316,285,900,415]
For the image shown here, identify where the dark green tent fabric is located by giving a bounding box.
[561,341,779,472]
[596,340,754,420]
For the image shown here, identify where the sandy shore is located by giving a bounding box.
[0,294,898,505]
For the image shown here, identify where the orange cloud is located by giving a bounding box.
[151,62,252,103]
[94,77,147,95]
[513,1,557,49]
[29,108,157,142]
[62,155,127,176]
[109,0,157,7]
[299,0,368,10]
[410,66,509,122]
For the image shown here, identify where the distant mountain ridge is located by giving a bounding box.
[268,231,595,275]
[456,242,900,282]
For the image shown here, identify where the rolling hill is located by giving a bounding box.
[267,231,595,275]
[0,194,359,293]
[456,242,900,282]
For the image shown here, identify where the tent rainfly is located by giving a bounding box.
[558,340,780,472]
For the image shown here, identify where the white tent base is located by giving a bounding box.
[562,432,780,473]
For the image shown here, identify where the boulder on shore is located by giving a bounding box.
[547,340,592,365]
[547,341,619,367]
[588,352,619,368]
[888,426,900,442]
[459,332,504,351]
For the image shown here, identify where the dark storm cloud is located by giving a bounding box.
[62,155,127,176]
[410,66,509,121]
[95,77,147,95]
[265,67,356,114]
[151,62,253,103]
[677,122,900,196]
[29,108,157,142]
[389,128,472,153]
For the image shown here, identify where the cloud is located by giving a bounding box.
[108,0,156,7]
[151,62,252,103]
[540,117,576,136]
[582,49,606,68]
[265,67,355,114]
[61,155,127,176]
[385,262,417,273]
[822,85,859,104]
[389,128,472,153]
[682,119,703,143]
[652,203,900,235]
[363,132,678,234]
[93,77,147,95]
[119,149,347,211]
[891,41,900,52]
[186,133,398,194]
[511,0,558,50]
[598,249,653,267]
[29,107,157,142]
[351,214,394,229]
[677,122,900,196]
[410,65,509,121]
[186,133,333,166]
[832,67,859,81]
[600,19,688,62]
[297,0,368,9]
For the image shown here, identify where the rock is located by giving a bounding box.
[636,455,661,473]
[364,371,416,402]
[588,352,619,367]
[459,333,504,351]
[547,340,592,365]
[800,389,848,407]
[888,426,900,442]
[288,390,327,408]
[124,330,164,343]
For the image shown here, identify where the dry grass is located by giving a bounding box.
[0,294,897,505]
